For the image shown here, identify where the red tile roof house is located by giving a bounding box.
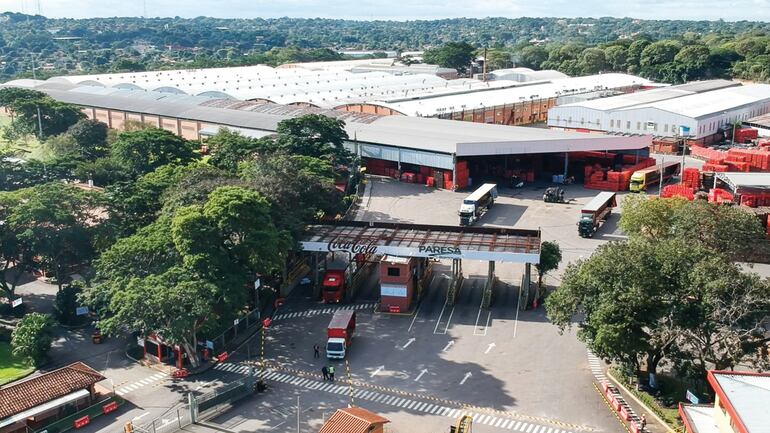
[319,407,390,433]
[0,362,105,433]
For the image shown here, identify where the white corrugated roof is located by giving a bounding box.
[711,372,770,433]
[562,87,692,111]
[680,405,719,433]
[631,84,770,119]
[372,73,652,116]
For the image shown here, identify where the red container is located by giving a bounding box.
[426,177,434,187]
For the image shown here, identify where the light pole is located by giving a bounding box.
[30,53,43,139]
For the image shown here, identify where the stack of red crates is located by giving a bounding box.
[443,171,454,190]
[727,148,770,171]
[661,184,695,200]
[681,167,701,189]
[708,188,734,204]
[690,145,727,162]
[733,128,758,144]
[455,161,469,189]
[365,158,396,176]
[583,157,656,191]
[739,192,770,207]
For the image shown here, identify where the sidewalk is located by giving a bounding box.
[589,353,673,433]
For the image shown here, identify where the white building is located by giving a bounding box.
[548,80,770,144]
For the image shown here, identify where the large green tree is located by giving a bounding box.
[275,114,351,165]
[0,87,85,139]
[206,128,274,172]
[11,312,55,363]
[422,41,476,73]
[109,128,198,176]
[8,183,104,291]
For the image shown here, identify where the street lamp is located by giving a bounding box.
[29,53,43,139]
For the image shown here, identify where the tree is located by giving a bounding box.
[11,312,55,363]
[604,45,628,71]
[0,189,36,302]
[275,114,351,165]
[66,119,109,160]
[206,128,273,172]
[110,128,198,176]
[620,195,768,262]
[546,238,710,378]
[535,241,562,287]
[422,42,476,73]
[578,48,608,74]
[640,40,682,67]
[54,281,86,326]
[517,45,548,69]
[8,183,104,291]
[0,87,85,139]
[674,45,710,80]
[239,153,345,238]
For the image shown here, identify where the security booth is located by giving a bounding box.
[143,334,190,370]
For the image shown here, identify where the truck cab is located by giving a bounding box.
[321,270,345,303]
[578,214,596,237]
[458,201,477,225]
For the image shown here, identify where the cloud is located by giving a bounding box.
[5,0,770,21]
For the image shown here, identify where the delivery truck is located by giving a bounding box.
[321,253,369,303]
[459,183,497,225]
[629,161,681,192]
[578,192,617,238]
[326,310,356,359]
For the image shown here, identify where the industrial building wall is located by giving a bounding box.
[335,104,405,116]
[436,98,557,126]
[345,141,454,170]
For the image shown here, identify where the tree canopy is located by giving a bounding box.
[546,197,770,382]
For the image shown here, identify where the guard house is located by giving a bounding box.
[379,255,417,313]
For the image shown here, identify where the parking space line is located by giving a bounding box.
[408,303,422,333]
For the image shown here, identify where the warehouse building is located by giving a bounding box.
[337,73,653,125]
[548,80,770,146]
[1,80,651,188]
[44,65,653,126]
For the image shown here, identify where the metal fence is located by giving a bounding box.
[133,405,193,433]
[196,373,256,420]
[206,309,260,354]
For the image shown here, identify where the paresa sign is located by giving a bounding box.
[328,240,379,255]
[418,245,462,256]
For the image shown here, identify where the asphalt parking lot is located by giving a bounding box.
[204,176,638,433]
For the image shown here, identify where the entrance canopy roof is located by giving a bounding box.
[300,221,541,263]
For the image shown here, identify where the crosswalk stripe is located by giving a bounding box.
[526,423,535,433]
[139,379,152,385]
[424,404,436,413]
[546,428,554,433]
[447,409,459,418]
[477,415,490,424]
[115,390,125,396]
[512,421,523,431]
[415,402,428,411]
[495,418,505,427]
[395,398,408,407]
[405,401,418,410]
[502,419,513,429]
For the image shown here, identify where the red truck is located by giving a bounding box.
[322,270,346,303]
[326,310,356,359]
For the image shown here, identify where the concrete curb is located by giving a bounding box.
[606,369,677,433]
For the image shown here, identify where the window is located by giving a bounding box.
[626,121,631,129]
[637,122,641,130]
[581,118,585,125]
[387,267,401,277]
[610,119,615,128]
[597,118,601,126]
[616,119,620,128]
[664,124,669,133]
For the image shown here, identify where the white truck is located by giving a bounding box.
[459,183,497,225]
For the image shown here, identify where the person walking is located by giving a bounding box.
[313,343,320,359]
[328,365,335,382]
[640,414,647,431]
[321,365,329,381]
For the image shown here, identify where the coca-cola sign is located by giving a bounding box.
[328,239,379,254]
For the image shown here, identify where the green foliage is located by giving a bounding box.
[535,241,562,286]
[11,312,55,363]
[66,119,109,161]
[110,128,198,177]
[0,87,85,139]
[238,153,344,239]
[54,281,87,326]
[8,182,104,290]
[423,42,476,73]
[206,128,273,172]
[0,341,34,385]
[547,196,770,381]
[275,114,351,165]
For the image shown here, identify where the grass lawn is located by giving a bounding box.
[0,112,48,159]
[0,341,34,385]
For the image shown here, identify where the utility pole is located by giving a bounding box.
[296,396,300,433]
[658,154,665,197]
[482,47,488,82]
[30,53,43,139]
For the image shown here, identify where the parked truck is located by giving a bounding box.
[326,310,356,359]
[321,253,368,303]
[459,183,497,225]
[629,161,681,192]
[578,192,617,238]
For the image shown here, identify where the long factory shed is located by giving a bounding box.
[1,80,651,187]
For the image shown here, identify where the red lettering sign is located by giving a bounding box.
[262,318,272,328]
[74,416,91,429]
[389,305,401,313]
[102,401,119,414]
[217,352,229,362]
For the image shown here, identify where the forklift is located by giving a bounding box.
[450,415,473,433]
[543,186,566,203]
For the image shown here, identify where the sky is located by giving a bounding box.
[2,0,770,21]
